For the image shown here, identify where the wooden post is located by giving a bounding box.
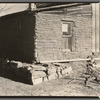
[92,3,96,52]
[95,3,100,52]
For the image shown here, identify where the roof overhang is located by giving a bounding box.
[0,3,91,17]
[32,3,91,12]
[0,3,35,17]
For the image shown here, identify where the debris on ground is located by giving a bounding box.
[0,58,72,85]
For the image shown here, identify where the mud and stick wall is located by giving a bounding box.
[35,6,92,62]
[0,13,35,62]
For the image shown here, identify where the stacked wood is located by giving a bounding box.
[0,58,73,85]
[45,64,57,81]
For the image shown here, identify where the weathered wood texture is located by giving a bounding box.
[34,3,89,12]
[40,58,90,63]
[95,3,100,52]
[92,3,100,53]
[92,3,96,52]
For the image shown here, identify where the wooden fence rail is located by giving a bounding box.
[40,58,100,63]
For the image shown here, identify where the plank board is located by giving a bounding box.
[95,3,100,52]
[92,3,96,52]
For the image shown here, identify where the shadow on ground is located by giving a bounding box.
[0,65,31,85]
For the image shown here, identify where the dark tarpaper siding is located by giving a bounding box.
[0,12,36,63]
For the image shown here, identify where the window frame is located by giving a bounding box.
[62,21,73,52]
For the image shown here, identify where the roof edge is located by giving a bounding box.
[31,3,91,12]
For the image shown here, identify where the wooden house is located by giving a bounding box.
[0,3,99,63]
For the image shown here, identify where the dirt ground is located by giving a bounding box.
[0,62,100,96]
[0,75,100,96]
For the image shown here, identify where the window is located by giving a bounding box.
[62,23,70,35]
[62,22,73,51]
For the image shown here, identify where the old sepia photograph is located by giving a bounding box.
[0,2,99,96]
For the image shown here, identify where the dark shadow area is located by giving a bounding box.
[0,12,36,63]
[0,70,31,85]
[0,62,32,85]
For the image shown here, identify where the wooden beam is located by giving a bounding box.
[40,58,90,63]
[32,3,90,12]
[40,57,100,63]
[94,58,100,60]
[95,3,100,52]
[92,3,96,52]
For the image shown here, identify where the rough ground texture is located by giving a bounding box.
[0,61,100,96]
